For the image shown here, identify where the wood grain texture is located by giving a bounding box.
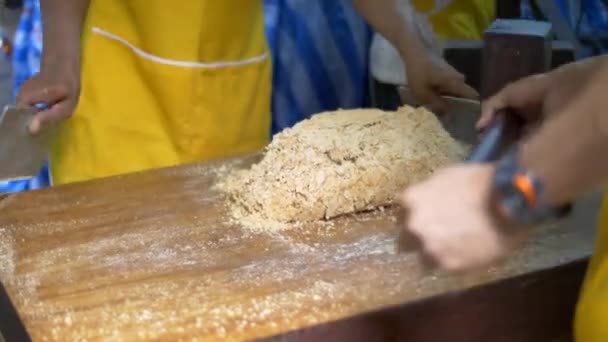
[0,155,600,341]
[259,259,587,342]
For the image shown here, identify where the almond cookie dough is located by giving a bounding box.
[219,106,468,227]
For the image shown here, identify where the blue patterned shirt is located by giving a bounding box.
[0,0,48,193]
[264,0,372,134]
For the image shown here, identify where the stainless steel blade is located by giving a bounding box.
[397,85,481,145]
[0,105,56,182]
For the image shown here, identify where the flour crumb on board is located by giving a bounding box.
[0,227,15,277]
[218,106,467,229]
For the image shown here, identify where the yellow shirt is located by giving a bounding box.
[50,0,271,184]
[575,195,608,341]
[412,0,496,39]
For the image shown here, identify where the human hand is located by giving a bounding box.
[398,164,526,272]
[478,56,608,131]
[404,52,478,113]
[16,61,80,134]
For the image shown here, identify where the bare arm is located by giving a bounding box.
[352,0,478,108]
[521,68,608,206]
[352,0,424,61]
[40,0,90,69]
[16,0,90,133]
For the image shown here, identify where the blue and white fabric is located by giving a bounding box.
[263,0,373,134]
[521,0,608,58]
[0,0,48,193]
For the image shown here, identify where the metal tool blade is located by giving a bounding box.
[0,105,56,182]
[398,85,481,145]
[398,85,480,109]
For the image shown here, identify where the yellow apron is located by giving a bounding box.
[575,194,608,342]
[411,0,495,39]
[50,0,271,184]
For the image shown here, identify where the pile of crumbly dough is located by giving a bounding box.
[218,106,468,228]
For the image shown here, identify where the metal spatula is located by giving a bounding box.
[0,105,56,182]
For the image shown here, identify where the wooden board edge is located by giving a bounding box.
[0,282,31,342]
[255,258,588,342]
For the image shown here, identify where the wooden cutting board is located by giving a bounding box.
[0,154,599,341]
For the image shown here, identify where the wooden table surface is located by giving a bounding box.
[0,155,600,341]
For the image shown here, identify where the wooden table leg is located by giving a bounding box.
[0,282,30,342]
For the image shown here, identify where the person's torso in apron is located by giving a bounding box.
[411,0,495,39]
[50,0,271,185]
[575,193,608,341]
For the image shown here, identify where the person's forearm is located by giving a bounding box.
[520,69,608,206]
[352,0,426,60]
[40,0,90,68]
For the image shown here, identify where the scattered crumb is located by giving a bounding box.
[0,227,15,277]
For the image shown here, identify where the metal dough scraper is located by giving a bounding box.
[398,85,482,146]
[0,105,56,182]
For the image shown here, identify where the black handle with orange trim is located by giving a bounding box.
[466,109,572,219]
[466,109,525,163]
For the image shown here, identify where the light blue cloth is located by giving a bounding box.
[264,0,372,134]
[0,0,48,193]
[12,0,42,99]
[521,0,608,58]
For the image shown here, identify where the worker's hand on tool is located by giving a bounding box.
[399,164,525,272]
[405,52,479,113]
[16,62,81,134]
[477,55,608,131]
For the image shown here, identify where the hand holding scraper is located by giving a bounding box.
[397,19,573,271]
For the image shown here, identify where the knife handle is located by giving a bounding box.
[34,103,49,110]
[466,110,573,219]
[466,108,525,163]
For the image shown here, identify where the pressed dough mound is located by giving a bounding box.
[219,106,468,226]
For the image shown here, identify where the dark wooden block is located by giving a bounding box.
[496,0,521,19]
[443,40,484,91]
[443,40,575,93]
[551,40,576,69]
[481,19,552,99]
